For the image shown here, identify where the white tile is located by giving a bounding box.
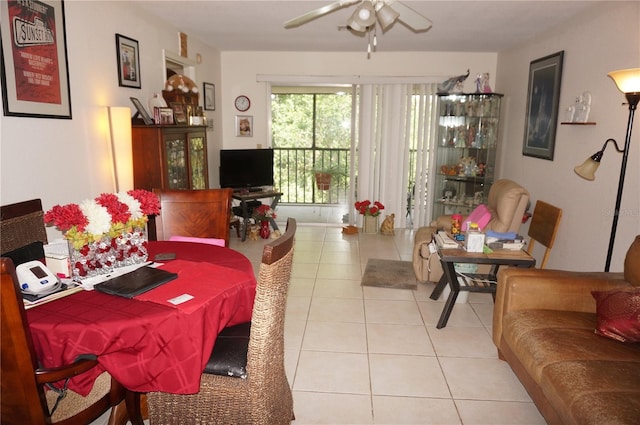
[455,400,546,425]
[302,321,367,353]
[427,325,497,358]
[439,357,533,402]
[313,278,363,299]
[367,323,435,356]
[372,396,462,425]
[294,351,371,394]
[292,391,373,424]
[369,354,450,398]
[308,297,365,323]
[363,286,416,301]
[364,299,424,325]
[317,263,362,280]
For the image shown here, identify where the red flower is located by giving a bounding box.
[43,204,88,232]
[354,199,385,216]
[128,189,161,215]
[96,193,131,224]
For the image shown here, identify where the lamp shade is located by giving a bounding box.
[347,1,375,32]
[574,157,600,181]
[376,4,399,31]
[608,68,640,94]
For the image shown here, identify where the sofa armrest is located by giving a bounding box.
[492,268,628,347]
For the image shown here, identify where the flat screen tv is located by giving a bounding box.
[219,149,274,189]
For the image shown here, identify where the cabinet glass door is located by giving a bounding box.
[164,136,188,189]
[189,134,206,189]
[432,94,502,220]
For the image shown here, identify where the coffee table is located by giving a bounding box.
[430,246,535,328]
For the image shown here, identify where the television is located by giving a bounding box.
[219,149,274,189]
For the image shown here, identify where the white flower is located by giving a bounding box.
[80,200,111,236]
[116,192,143,221]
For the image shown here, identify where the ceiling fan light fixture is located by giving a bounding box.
[347,1,376,32]
[376,4,399,31]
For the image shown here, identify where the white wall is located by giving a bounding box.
[0,1,222,233]
[496,1,640,272]
[220,51,498,149]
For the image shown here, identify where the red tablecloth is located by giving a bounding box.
[27,241,256,395]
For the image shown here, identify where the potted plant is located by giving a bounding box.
[311,164,347,191]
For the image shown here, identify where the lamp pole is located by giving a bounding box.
[605,93,639,272]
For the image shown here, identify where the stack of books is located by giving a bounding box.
[485,231,526,250]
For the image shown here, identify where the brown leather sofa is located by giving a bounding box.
[493,235,640,425]
[413,179,529,282]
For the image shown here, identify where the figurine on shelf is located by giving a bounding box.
[438,69,470,94]
[475,72,492,93]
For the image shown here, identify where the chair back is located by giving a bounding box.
[1,199,48,254]
[527,200,563,269]
[149,189,233,247]
[1,257,49,424]
[485,179,530,233]
[246,218,296,420]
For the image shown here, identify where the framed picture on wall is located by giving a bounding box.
[203,82,215,111]
[236,115,252,137]
[522,51,564,160]
[0,0,72,118]
[116,33,141,88]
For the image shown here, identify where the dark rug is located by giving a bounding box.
[361,259,417,290]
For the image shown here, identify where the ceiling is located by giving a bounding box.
[135,0,606,53]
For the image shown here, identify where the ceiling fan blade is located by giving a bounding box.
[388,1,432,32]
[284,0,361,29]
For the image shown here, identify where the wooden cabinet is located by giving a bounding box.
[132,125,208,191]
[432,93,503,218]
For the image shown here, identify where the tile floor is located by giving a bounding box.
[228,224,546,425]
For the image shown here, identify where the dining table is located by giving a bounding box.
[26,241,257,396]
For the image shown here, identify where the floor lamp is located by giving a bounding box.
[574,68,640,272]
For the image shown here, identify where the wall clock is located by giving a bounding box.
[234,95,251,112]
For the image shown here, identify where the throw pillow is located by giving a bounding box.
[591,288,640,343]
[168,235,225,247]
[461,204,492,231]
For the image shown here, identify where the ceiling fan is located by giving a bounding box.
[284,0,432,33]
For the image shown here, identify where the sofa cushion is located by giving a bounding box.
[540,360,640,425]
[502,310,640,382]
[624,235,640,286]
[592,288,640,343]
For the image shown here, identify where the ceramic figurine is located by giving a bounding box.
[438,69,470,93]
[380,213,395,236]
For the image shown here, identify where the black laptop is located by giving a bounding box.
[94,266,178,298]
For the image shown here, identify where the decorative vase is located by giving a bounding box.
[363,215,379,234]
[69,228,148,280]
[259,220,271,239]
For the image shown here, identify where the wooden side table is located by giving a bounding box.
[430,247,536,328]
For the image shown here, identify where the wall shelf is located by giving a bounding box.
[561,122,596,125]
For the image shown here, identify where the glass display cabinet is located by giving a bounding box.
[132,125,208,191]
[432,93,503,219]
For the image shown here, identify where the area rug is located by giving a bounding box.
[361,259,417,290]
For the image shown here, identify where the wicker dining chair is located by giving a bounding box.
[147,218,297,425]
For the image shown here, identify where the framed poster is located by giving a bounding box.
[116,33,141,89]
[203,82,215,111]
[129,97,153,125]
[522,51,564,160]
[0,0,72,118]
[236,115,252,137]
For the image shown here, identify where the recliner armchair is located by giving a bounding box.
[413,179,530,283]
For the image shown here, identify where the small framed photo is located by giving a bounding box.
[130,97,153,125]
[170,102,187,125]
[203,82,215,111]
[116,34,141,89]
[522,51,564,160]
[155,107,174,125]
[236,115,253,137]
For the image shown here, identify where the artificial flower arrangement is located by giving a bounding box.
[253,204,277,222]
[44,189,161,250]
[354,200,385,217]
